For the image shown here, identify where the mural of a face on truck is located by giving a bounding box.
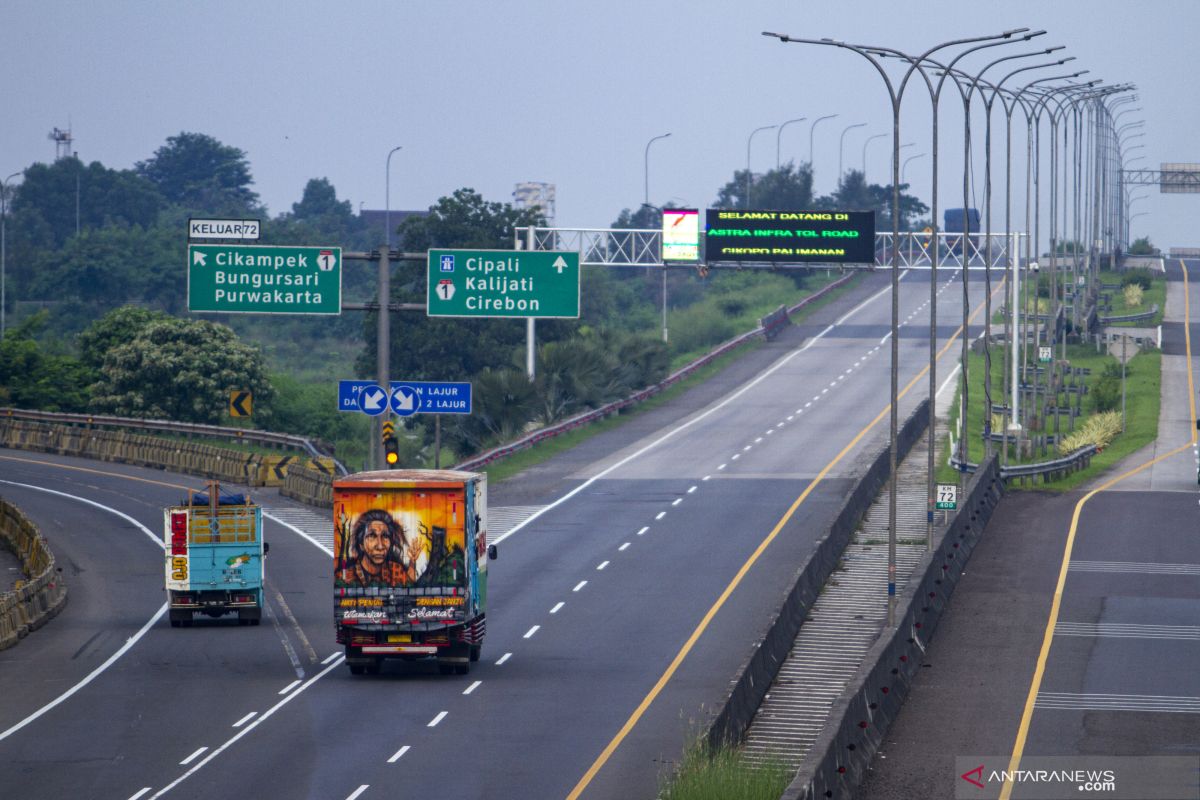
[334,490,468,589]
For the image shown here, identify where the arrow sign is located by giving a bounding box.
[553,255,568,274]
[359,385,388,416]
[193,251,207,266]
[390,386,420,417]
[339,380,471,415]
[228,390,252,417]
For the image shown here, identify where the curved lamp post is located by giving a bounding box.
[776,117,807,169]
[644,132,672,207]
[901,152,926,185]
[747,125,777,208]
[809,113,838,174]
[837,122,868,188]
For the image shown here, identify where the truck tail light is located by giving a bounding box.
[170,511,188,555]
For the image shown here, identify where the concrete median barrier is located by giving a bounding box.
[0,497,68,651]
[706,398,931,755]
[781,455,1004,800]
[281,463,333,508]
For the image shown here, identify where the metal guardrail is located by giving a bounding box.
[1098,303,1159,324]
[951,443,1097,481]
[0,408,349,476]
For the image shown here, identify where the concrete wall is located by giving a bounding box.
[0,497,68,651]
[782,455,1004,800]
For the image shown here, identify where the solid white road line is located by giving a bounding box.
[232,712,257,728]
[278,680,302,696]
[127,789,152,800]
[0,480,168,745]
[322,651,342,665]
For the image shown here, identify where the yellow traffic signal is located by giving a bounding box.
[382,420,400,467]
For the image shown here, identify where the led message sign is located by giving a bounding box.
[661,208,700,261]
[704,210,875,264]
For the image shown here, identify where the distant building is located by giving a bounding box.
[512,182,556,225]
[359,209,429,246]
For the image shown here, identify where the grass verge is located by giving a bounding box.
[657,739,791,800]
[939,342,1161,491]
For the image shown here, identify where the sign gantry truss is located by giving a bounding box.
[517,227,1026,270]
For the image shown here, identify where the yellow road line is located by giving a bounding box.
[999,260,1195,799]
[566,280,999,799]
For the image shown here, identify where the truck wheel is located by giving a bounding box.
[366,658,382,675]
[348,663,366,676]
[438,663,455,676]
[170,619,181,628]
[469,644,481,662]
[455,662,470,676]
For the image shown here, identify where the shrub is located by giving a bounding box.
[1058,411,1122,455]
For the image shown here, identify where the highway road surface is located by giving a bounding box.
[0,268,995,799]
[861,259,1200,800]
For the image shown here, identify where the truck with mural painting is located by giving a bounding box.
[164,482,268,627]
[333,469,495,676]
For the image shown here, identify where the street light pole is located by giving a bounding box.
[808,113,838,174]
[838,122,868,190]
[766,27,1034,626]
[901,152,926,185]
[643,133,673,344]
[379,145,401,470]
[861,133,888,180]
[746,125,777,208]
[644,132,672,207]
[1,171,22,339]
[776,118,806,169]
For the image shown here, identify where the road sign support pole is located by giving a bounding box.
[526,226,537,379]
[434,414,441,469]
[376,245,391,470]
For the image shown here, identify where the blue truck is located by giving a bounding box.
[164,484,268,627]
[944,208,980,261]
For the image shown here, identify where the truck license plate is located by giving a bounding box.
[387,634,411,643]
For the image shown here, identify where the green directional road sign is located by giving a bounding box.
[188,244,342,314]
[427,249,580,318]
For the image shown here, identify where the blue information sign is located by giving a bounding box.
[338,380,471,416]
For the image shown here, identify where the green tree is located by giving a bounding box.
[816,170,928,231]
[9,157,162,250]
[359,188,571,380]
[444,367,536,452]
[714,163,814,210]
[396,187,542,252]
[77,306,173,370]
[136,132,259,213]
[1128,236,1156,255]
[89,316,274,424]
[0,313,94,411]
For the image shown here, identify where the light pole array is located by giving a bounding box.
[644,132,672,207]
[809,113,838,175]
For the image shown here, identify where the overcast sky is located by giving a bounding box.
[3,1,1196,250]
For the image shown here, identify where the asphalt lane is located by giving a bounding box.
[0,268,993,800]
[861,260,1200,800]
